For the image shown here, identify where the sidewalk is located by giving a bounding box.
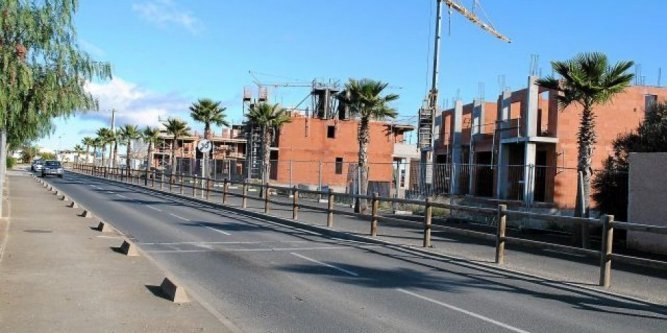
[0,169,235,333]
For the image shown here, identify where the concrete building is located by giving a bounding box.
[265,112,415,196]
[434,76,667,210]
[152,126,247,180]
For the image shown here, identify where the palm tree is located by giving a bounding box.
[537,52,634,245]
[162,117,191,182]
[110,129,120,168]
[73,144,85,163]
[20,146,39,163]
[142,126,161,170]
[119,124,141,175]
[96,128,113,167]
[336,79,399,213]
[91,137,102,165]
[81,137,94,164]
[245,102,291,191]
[190,98,229,140]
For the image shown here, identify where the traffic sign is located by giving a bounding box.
[197,139,212,153]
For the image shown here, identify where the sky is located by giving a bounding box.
[38,0,667,151]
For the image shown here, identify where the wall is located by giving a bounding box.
[274,116,395,188]
[552,86,667,208]
[627,153,667,255]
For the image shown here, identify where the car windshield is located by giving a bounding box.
[34,160,43,165]
[45,161,61,167]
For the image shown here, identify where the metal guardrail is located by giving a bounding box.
[69,163,667,288]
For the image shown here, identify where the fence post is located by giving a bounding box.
[326,189,334,228]
[495,204,507,264]
[104,167,107,178]
[370,192,379,237]
[264,183,270,214]
[423,198,432,247]
[192,176,197,197]
[242,182,248,208]
[222,178,228,204]
[151,170,155,188]
[292,186,299,220]
[599,214,614,288]
[179,174,184,194]
[206,177,211,201]
[160,172,164,190]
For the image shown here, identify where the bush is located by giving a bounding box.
[6,157,16,169]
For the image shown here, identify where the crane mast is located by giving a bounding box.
[418,0,510,151]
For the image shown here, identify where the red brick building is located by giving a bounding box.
[434,76,667,210]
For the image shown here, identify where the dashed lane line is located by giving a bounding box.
[168,213,191,222]
[290,252,359,277]
[204,225,232,236]
[396,288,532,333]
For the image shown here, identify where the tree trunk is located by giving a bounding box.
[0,129,6,217]
[261,126,271,198]
[85,145,90,164]
[112,141,118,168]
[126,141,131,177]
[574,105,596,247]
[170,139,176,183]
[101,147,106,167]
[356,117,370,213]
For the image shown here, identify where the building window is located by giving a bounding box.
[327,125,336,138]
[335,157,343,174]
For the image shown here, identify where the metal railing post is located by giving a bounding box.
[192,176,197,197]
[370,192,379,237]
[242,182,248,208]
[326,189,334,228]
[599,214,614,288]
[292,186,299,220]
[151,170,155,188]
[495,204,508,264]
[423,198,432,247]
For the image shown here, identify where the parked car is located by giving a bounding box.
[31,160,44,172]
[41,160,64,178]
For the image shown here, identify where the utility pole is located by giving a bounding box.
[418,0,510,193]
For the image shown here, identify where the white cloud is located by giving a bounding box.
[132,0,203,34]
[79,39,106,58]
[82,77,190,129]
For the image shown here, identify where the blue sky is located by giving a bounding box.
[39,0,667,151]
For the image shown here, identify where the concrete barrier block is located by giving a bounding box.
[68,201,78,208]
[60,195,69,201]
[81,210,93,218]
[97,221,113,233]
[160,277,189,303]
[119,240,139,256]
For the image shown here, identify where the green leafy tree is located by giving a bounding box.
[142,126,161,169]
[0,0,112,214]
[336,79,398,213]
[593,102,667,221]
[245,103,291,190]
[119,124,141,174]
[162,117,191,182]
[537,53,633,245]
[82,137,94,164]
[190,98,229,140]
[20,145,38,163]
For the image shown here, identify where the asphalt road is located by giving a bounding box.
[40,170,667,333]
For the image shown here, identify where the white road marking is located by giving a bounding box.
[95,235,122,239]
[204,225,231,236]
[139,240,311,246]
[396,288,532,333]
[290,252,359,277]
[107,191,115,194]
[147,250,211,254]
[168,213,190,221]
[115,193,128,198]
[146,205,162,212]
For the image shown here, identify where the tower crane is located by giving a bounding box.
[418,0,510,151]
